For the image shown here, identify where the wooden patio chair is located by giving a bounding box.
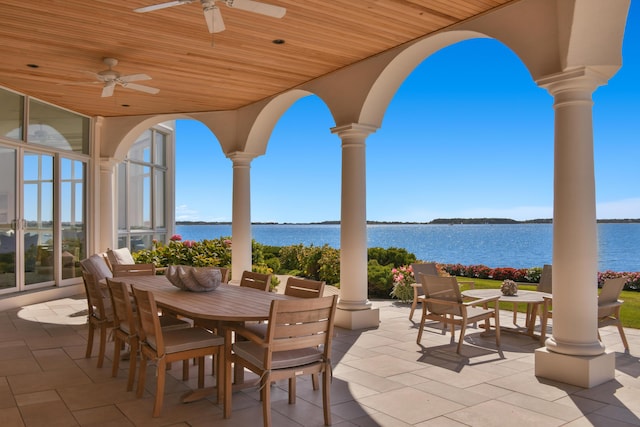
[216,267,230,283]
[106,278,191,391]
[410,262,474,321]
[284,276,325,298]
[81,271,114,368]
[597,277,629,351]
[417,274,500,354]
[132,286,224,417]
[224,294,338,427]
[239,270,271,292]
[409,262,438,321]
[112,263,156,277]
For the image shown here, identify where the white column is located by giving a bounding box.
[331,123,380,329]
[98,157,118,252]
[535,67,615,388]
[229,152,254,283]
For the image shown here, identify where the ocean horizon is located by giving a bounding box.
[175,222,640,273]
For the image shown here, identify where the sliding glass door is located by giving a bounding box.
[0,147,16,291]
[23,152,54,286]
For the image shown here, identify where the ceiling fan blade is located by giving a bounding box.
[82,71,108,82]
[119,73,152,83]
[123,83,160,95]
[225,0,286,18]
[102,82,116,97]
[208,6,225,33]
[134,0,195,13]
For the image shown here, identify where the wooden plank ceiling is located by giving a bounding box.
[0,0,515,118]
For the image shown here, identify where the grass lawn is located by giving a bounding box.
[458,277,640,329]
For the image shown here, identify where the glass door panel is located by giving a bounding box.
[0,147,16,291]
[24,153,54,286]
[61,158,85,280]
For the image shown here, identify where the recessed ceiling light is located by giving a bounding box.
[26,64,39,68]
[272,39,285,45]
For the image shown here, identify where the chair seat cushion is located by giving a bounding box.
[153,327,223,353]
[233,340,323,370]
[462,306,494,321]
[159,315,191,331]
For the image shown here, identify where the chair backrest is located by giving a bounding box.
[284,277,325,298]
[239,271,271,292]
[82,270,112,321]
[107,278,137,335]
[419,274,463,316]
[216,267,230,283]
[411,262,438,280]
[264,295,338,366]
[599,277,626,306]
[131,286,165,355]
[112,263,156,277]
[537,264,553,294]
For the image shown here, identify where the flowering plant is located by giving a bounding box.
[390,265,415,303]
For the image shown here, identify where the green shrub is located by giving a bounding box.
[251,240,266,266]
[368,247,417,268]
[390,283,414,303]
[252,264,280,291]
[317,246,340,285]
[367,260,394,298]
[302,245,324,279]
[264,257,281,274]
[133,237,231,268]
[525,267,543,283]
[278,244,306,271]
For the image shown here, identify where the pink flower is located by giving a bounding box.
[184,240,194,248]
[223,239,232,247]
[170,234,182,241]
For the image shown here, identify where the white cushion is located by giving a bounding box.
[107,247,135,266]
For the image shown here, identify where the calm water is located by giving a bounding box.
[176,223,640,272]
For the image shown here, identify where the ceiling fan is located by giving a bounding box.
[83,58,160,98]
[134,0,286,34]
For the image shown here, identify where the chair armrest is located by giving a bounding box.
[225,323,268,347]
[463,296,500,307]
[598,301,623,310]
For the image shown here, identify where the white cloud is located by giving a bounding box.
[175,204,200,221]
[596,198,640,219]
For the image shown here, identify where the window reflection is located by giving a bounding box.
[28,99,89,154]
[118,127,169,251]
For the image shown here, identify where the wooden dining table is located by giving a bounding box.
[114,274,294,405]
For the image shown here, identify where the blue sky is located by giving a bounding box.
[176,3,640,223]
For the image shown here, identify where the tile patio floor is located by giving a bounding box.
[0,293,639,427]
